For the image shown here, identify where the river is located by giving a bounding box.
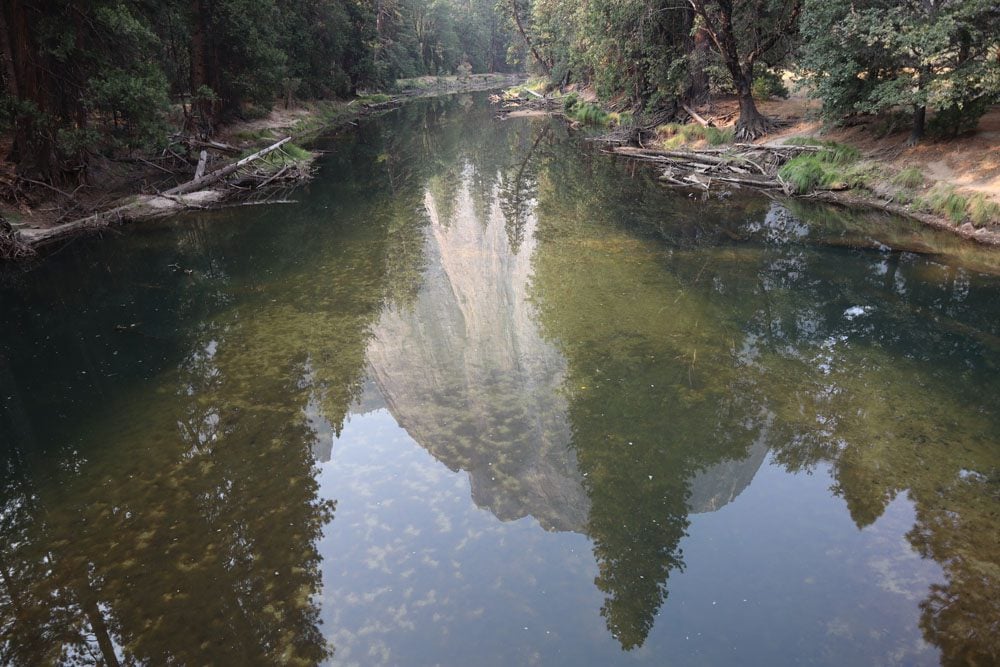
[1,92,999,666]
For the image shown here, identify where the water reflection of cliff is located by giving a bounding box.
[366,167,589,532]
[358,131,777,658]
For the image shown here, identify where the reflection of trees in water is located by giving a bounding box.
[689,213,1000,665]
[532,141,1000,661]
[0,352,336,664]
[530,151,767,648]
[497,124,550,254]
[0,96,501,664]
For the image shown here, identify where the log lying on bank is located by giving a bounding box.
[609,144,823,194]
[490,90,560,118]
[16,137,309,251]
[165,137,292,195]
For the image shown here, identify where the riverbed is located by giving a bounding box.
[2,92,998,666]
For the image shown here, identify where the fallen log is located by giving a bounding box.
[682,103,713,127]
[19,137,299,249]
[165,137,291,196]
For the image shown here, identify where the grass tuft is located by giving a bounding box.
[917,183,968,224]
[657,123,734,147]
[967,193,1000,227]
[778,156,834,194]
[892,167,924,189]
[784,137,859,164]
[570,102,610,126]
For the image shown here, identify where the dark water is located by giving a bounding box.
[2,93,999,666]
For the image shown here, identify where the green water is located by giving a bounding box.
[2,93,999,666]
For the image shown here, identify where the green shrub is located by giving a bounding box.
[247,141,312,167]
[751,70,789,101]
[563,93,579,112]
[779,156,833,194]
[917,183,968,224]
[658,123,733,147]
[778,138,868,193]
[927,97,989,139]
[784,137,859,164]
[892,167,924,189]
[967,193,1000,227]
[280,142,313,161]
[359,93,392,104]
[571,102,610,125]
[704,126,734,145]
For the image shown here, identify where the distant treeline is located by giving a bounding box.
[2,1,998,184]
[0,0,519,182]
[509,0,999,141]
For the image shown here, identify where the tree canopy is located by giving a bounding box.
[0,0,998,183]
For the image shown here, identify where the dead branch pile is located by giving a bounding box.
[490,91,560,118]
[0,217,35,259]
[11,137,312,254]
[610,144,822,194]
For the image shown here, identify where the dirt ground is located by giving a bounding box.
[690,95,1000,206]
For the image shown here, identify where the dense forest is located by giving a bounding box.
[0,0,518,183]
[0,0,998,183]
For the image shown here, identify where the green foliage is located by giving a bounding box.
[917,183,968,224]
[374,0,517,84]
[784,138,860,164]
[779,156,835,194]
[569,102,609,125]
[279,142,313,161]
[966,194,1000,227]
[751,70,789,101]
[658,123,734,148]
[359,93,393,104]
[892,167,924,189]
[927,97,991,139]
[778,141,866,194]
[800,0,999,137]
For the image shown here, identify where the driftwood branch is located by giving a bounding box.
[611,143,827,195]
[682,103,712,127]
[165,137,291,196]
[18,136,301,251]
[194,150,208,180]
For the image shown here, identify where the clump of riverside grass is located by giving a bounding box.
[967,193,1000,227]
[917,183,969,223]
[892,166,925,189]
[657,123,734,148]
[913,183,1000,227]
[563,95,612,126]
[778,138,866,194]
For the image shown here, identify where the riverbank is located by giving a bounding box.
[498,83,1000,246]
[1,73,523,259]
[650,96,1000,246]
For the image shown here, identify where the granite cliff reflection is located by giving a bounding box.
[363,121,773,651]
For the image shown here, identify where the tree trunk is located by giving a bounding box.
[906,66,930,146]
[189,0,214,135]
[908,105,926,146]
[508,0,550,76]
[687,25,711,103]
[734,72,771,141]
[0,1,60,181]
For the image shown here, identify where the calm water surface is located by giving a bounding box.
[2,94,999,666]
